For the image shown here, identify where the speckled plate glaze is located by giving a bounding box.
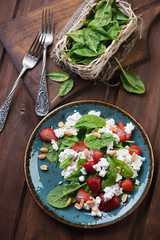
[24,100,154,228]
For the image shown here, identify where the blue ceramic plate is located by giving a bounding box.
[24,100,154,228]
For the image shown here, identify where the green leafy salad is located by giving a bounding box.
[61,0,132,65]
[39,110,145,217]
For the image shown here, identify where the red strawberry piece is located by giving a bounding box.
[120,178,133,192]
[129,145,141,155]
[83,160,96,174]
[40,128,58,142]
[72,142,88,153]
[102,195,120,212]
[92,150,104,163]
[76,189,93,203]
[87,177,102,196]
[119,122,132,140]
[116,126,126,141]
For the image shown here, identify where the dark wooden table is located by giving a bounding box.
[0,0,160,239]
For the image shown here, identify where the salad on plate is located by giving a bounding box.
[38,110,145,217]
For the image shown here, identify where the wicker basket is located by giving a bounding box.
[52,0,138,83]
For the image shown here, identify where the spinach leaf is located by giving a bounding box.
[66,29,84,44]
[59,156,73,169]
[65,158,86,182]
[115,57,145,94]
[77,158,86,169]
[47,182,86,208]
[76,57,97,65]
[101,156,117,189]
[77,128,87,142]
[89,1,112,27]
[75,114,106,129]
[43,142,59,162]
[73,43,106,57]
[60,135,79,147]
[47,70,69,82]
[84,133,116,149]
[113,10,129,25]
[112,157,134,178]
[105,21,120,39]
[83,28,99,53]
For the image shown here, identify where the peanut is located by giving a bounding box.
[80,199,84,208]
[75,203,81,210]
[92,207,98,212]
[110,125,118,132]
[40,148,48,153]
[93,132,101,138]
[121,194,128,203]
[116,166,121,174]
[66,198,72,206]
[40,165,48,171]
[38,154,46,160]
[131,152,136,162]
[86,200,95,205]
[84,148,89,157]
[110,150,117,156]
[64,131,72,136]
[58,121,65,128]
[105,118,109,121]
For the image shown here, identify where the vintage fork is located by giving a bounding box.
[35,9,54,117]
[0,33,44,132]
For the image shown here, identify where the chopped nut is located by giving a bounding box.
[66,198,72,206]
[131,152,136,162]
[93,132,101,138]
[84,148,89,157]
[105,118,109,121]
[110,150,117,156]
[92,207,98,212]
[75,203,81,210]
[40,147,48,153]
[80,199,84,208]
[116,166,121,174]
[58,121,65,128]
[40,165,48,171]
[121,194,128,203]
[86,200,95,205]
[38,154,46,160]
[64,131,72,136]
[110,125,118,132]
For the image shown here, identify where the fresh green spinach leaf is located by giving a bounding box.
[60,135,79,147]
[47,182,86,208]
[75,114,106,129]
[84,133,116,149]
[101,156,117,189]
[112,157,134,178]
[73,43,106,57]
[47,70,69,82]
[83,28,99,53]
[66,29,84,44]
[43,142,59,162]
[60,156,73,169]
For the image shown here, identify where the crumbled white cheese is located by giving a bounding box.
[95,196,101,205]
[61,161,77,179]
[115,147,132,164]
[65,112,82,127]
[88,110,101,116]
[79,175,85,182]
[54,128,65,138]
[135,179,140,185]
[59,149,77,162]
[91,210,102,217]
[125,122,135,134]
[51,139,59,151]
[59,181,63,185]
[103,184,123,201]
[116,173,122,182]
[93,157,109,177]
[80,167,87,175]
[83,203,91,210]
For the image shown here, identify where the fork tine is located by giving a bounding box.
[35,34,45,58]
[27,32,39,54]
[44,9,47,34]
[41,9,44,34]
[47,9,50,33]
[51,9,53,34]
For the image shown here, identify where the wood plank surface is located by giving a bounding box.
[0,0,160,240]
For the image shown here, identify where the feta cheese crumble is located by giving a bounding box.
[88,110,101,116]
[51,139,59,151]
[79,176,85,182]
[124,122,135,134]
[93,157,109,177]
[103,184,123,201]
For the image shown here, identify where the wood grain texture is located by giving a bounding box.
[0,0,160,240]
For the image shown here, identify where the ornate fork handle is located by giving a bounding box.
[0,67,27,132]
[35,46,49,116]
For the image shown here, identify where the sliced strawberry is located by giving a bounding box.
[76,189,92,203]
[92,150,104,163]
[116,126,126,141]
[102,195,120,212]
[83,160,96,174]
[87,177,102,196]
[120,178,133,192]
[40,128,58,142]
[72,142,88,153]
[118,122,125,130]
[129,145,141,155]
[99,193,106,210]
[119,122,132,140]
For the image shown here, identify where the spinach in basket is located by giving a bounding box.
[61,0,132,65]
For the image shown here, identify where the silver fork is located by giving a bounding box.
[0,33,44,132]
[35,9,54,117]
